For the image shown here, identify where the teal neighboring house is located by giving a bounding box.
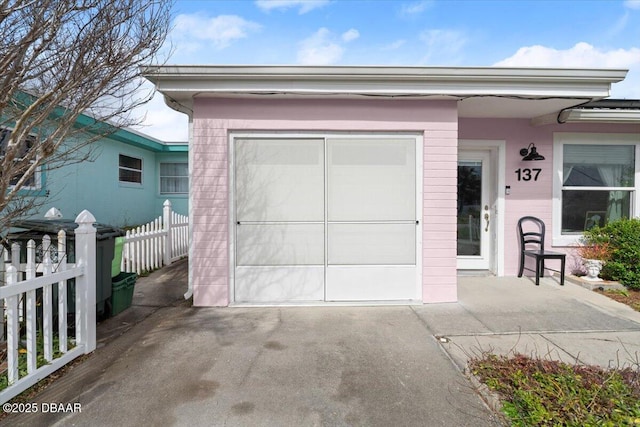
[9,119,188,227]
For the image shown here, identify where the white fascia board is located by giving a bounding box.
[154,79,617,97]
[560,108,640,123]
[144,65,627,98]
[532,108,640,126]
[142,66,629,117]
[143,65,627,82]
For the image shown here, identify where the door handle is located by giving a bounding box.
[484,213,490,232]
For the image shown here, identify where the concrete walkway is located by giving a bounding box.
[417,276,640,371]
[7,264,640,426]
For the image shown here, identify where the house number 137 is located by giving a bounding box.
[515,168,541,181]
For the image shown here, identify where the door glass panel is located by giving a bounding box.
[237,224,325,266]
[328,223,416,265]
[457,160,482,256]
[236,138,324,222]
[327,138,415,221]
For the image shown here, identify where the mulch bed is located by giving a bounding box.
[596,288,640,312]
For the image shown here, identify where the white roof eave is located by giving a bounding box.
[560,108,640,123]
[532,108,640,126]
[143,64,627,81]
[142,65,628,114]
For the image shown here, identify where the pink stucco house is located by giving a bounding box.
[144,66,640,307]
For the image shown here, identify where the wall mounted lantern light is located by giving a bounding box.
[520,143,545,161]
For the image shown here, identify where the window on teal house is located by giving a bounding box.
[553,133,640,245]
[119,154,143,184]
[0,127,40,189]
[160,162,188,194]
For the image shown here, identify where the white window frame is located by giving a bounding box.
[552,132,640,246]
[159,162,188,195]
[459,139,506,276]
[119,154,143,185]
[11,163,41,190]
[0,127,41,190]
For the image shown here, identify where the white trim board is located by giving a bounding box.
[459,139,506,276]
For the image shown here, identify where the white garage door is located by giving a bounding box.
[234,136,421,303]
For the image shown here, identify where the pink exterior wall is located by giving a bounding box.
[459,118,640,276]
[191,98,459,306]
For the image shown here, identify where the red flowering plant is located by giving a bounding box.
[576,241,612,262]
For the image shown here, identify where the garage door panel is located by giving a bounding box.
[234,136,420,303]
[236,138,324,222]
[328,223,416,265]
[235,266,324,302]
[236,224,324,266]
[325,266,418,301]
[328,138,416,221]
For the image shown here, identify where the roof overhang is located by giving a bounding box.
[143,65,628,121]
[532,99,640,126]
[533,108,640,126]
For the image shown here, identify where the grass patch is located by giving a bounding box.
[0,336,76,391]
[0,337,89,421]
[470,353,640,426]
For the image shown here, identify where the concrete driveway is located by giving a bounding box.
[9,263,640,426]
[13,305,501,426]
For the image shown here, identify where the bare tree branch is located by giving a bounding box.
[0,0,172,243]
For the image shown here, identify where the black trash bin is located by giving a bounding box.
[8,219,125,317]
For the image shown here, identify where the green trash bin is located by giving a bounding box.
[112,236,125,278]
[8,219,125,317]
[110,272,137,316]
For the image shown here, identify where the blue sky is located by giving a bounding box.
[136,0,640,141]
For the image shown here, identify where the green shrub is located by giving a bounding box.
[583,218,640,290]
[470,353,640,426]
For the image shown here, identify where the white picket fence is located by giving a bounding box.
[121,200,188,275]
[0,210,98,404]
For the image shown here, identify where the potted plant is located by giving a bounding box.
[576,241,612,281]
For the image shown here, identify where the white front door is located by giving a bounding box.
[457,151,492,270]
[233,135,421,303]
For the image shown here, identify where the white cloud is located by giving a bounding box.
[255,0,330,14]
[608,12,629,37]
[382,39,406,50]
[341,29,360,42]
[297,28,345,65]
[132,89,189,142]
[494,42,640,98]
[172,14,261,50]
[494,42,639,68]
[419,29,468,64]
[624,0,640,9]
[400,1,433,16]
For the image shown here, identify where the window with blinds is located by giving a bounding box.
[119,154,143,184]
[561,144,635,233]
[160,162,188,194]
